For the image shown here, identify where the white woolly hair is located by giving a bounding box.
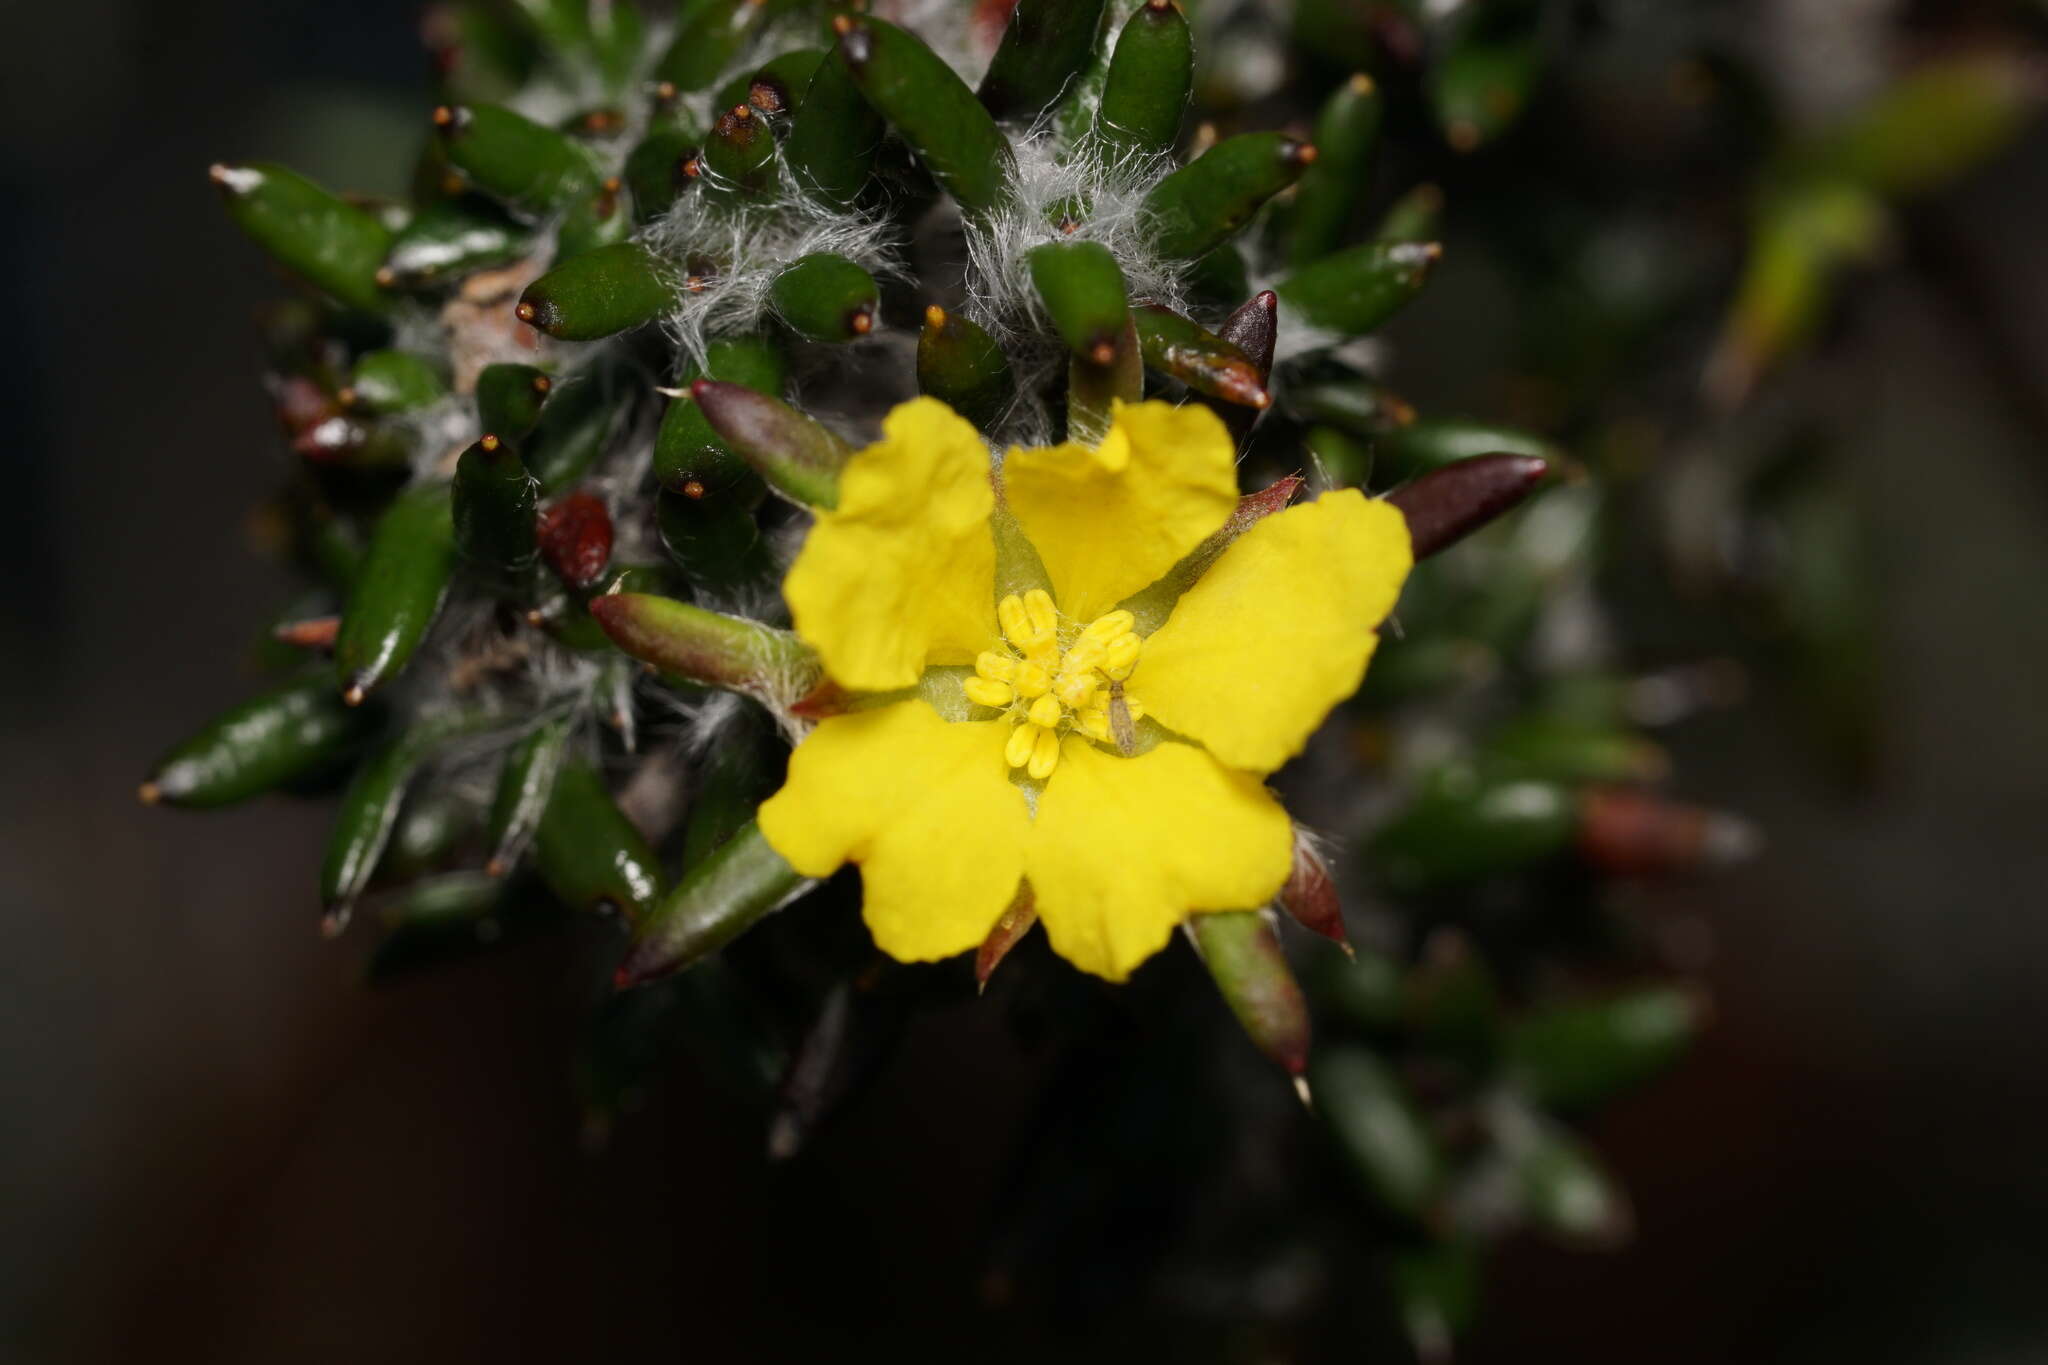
[639,161,908,376]
[957,124,1189,446]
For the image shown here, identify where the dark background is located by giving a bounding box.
[4,2,2047,1360]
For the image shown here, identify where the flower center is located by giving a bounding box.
[961,588,1146,780]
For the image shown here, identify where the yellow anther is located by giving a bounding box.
[1062,635,1107,673]
[1053,670,1098,709]
[1022,588,1059,641]
[1027,693,1063,729]
[1004,721,1039,769]
[963,677,1014,709]
[1081,610,1135,644]
[1102,632,1143,680]
[1025,635,1061,669]
[1014,659,1052,699]
[1027,724,1061,780]
[975,650,1018,683]
[996,594,1032,646]
[1078,707,1111,741]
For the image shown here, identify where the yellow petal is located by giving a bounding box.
[1026,736,1293,981]
[784,398,999,691]
[1004,400,1238,622]
[758,698,1028,963]
[1134,488,1412,774]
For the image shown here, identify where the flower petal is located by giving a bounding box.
[1133,488,1412,774]
[1004,400,1238,623]
[1026,736,1293,981]
[758,699,1028,963]
[785,398,999,691]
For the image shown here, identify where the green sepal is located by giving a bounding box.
[652,335,788,490]
[785,47,885,206]
[836,15,1016,220]
[655,483,773,605]
[517,241,673,341]
[1502,986,1704,1113]
[320,707,503,925]
[1369,765,1577,894]
[1142,132,1316,261]
[210,162,393,314]
[588,592,820,696]
[142,676,383,809]
[654,0,773,93]
[917,307,1014,434]
[1188,909,1310,1078]
[1094,0,1192,160]
[615,819,812,988]
[525,362,626,493]
[689,380,852,509]
[380,195,531,289]
[346,349,447,416]
[699,102,779,200]
[1027,239,1129,364]
[474,363,554,442]
[623,123,699,224]
[484,715,573,876]
[978,0,1108,124]
[335,482,458,704]
[551,176,633,262]
[1310,1044,1445,1222]
[532,758,663,920]
[1274,239,1439,336]
[435,101,601,215]
[1287,73,1382,268]
[452,436,541,594]
[770,252,879,343]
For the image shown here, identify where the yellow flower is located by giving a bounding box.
[757,397,1412,981]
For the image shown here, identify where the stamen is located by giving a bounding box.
[1022,588,1059,641]
[1005,722,1039,769]
[996,594,1032,645]
[979,590,1149,769]
[1063,635,1107,672]
[1081,610,1135,644]
[964,677,1014,708]
[1052,671,1097,709]
[1102,632,1143,681]
[1027,725,1061,780]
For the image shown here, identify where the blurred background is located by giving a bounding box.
[4,1,2048,1361]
